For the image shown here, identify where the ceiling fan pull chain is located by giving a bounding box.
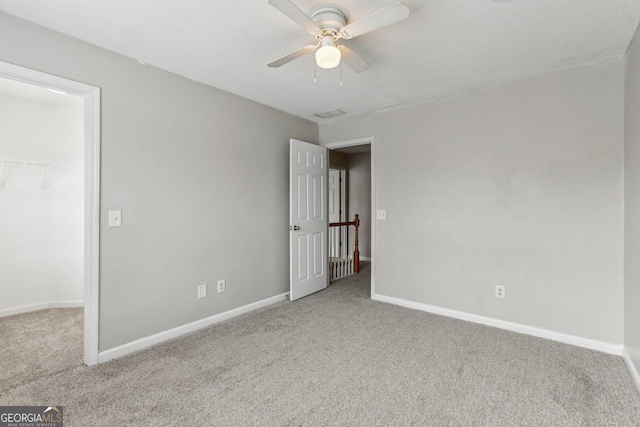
[340,61,343,86]
[314,60,317,83]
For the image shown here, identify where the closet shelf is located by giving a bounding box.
[0,159,48,189]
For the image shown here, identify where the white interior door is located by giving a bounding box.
[328,168,346,261]
[329,169,342,224]
[290,139,328,301]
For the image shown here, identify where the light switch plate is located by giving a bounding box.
[198,284,207,299]
[376,209,387,220]
[108,210,122,227]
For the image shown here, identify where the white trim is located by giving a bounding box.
[0,303,50,318]
[0,300,84,318]
[321,136,376,296]
[322,137,374,150]
[623,348,640,393]
[372,293,623,355]
[360,256,372,261]
[50,300,84,308]
[83,81,101,367]
[328,165,347,171]
[0,61,101,366]
[98,292,289,363]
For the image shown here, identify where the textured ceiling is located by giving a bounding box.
[1,0,639,123]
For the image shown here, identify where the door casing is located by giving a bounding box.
[0,61,101,366]
[321,137,376,297]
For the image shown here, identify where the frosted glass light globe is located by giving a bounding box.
[315,37,341,69]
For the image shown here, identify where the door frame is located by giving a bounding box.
[0,61,101,366]
[321,137,375,297]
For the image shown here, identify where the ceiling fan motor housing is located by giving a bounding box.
[310,7,346,37]
[267,0,409,72]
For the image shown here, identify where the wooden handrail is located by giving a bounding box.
[329,220,357,227]
[353,214,359,273]
[329,214,360,273]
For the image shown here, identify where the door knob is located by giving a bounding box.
[293,225,300,231]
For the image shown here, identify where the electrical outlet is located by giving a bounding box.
[495,285,505,299]
[376,209,387,220]
[197,284,207,299]
[217,279,226,294]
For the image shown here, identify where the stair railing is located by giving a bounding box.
[328,214,360,281]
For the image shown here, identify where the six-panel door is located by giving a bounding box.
[290,139,328,301]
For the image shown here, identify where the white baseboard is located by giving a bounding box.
[622,348,640,393]
[0,300,84,318]
[98,292,289,364]
[50,300,84,308]
[0,303,49,317]
[360,257,372,261]
[372,293,622,356]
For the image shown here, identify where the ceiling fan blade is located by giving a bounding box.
[268,45,317,68]
[338,45,370,73]
[339,2,410,39]
[268,0,322,35]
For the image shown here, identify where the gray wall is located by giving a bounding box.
[625,25,640,371]
[347,152,371,259]
[0,13,318,351]
[321,60,625,344]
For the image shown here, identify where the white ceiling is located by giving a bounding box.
[1,0,639,123]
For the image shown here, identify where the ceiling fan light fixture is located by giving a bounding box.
[268,1,410,72]
[315,35,341,69]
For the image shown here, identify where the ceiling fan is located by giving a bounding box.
[267,0,410,73]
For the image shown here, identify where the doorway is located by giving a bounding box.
[0,61,100,365]
[323,137,375,296]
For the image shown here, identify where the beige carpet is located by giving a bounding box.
[0,307,83,392]
[1,265,640,426]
